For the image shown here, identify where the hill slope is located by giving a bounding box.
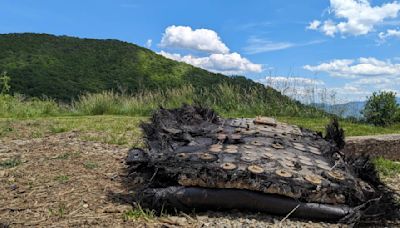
[0,33,229,100]
[0,33,324,117]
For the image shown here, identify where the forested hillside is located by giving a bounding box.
[0,33,325,117]
[0,33,255,99]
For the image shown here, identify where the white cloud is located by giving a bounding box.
[159,25,229,54]
[379,29,400,40]
[243,38,294,54]
[304,57,400,78]
[308,0,400,37]
[243,37,325,54]
[307,20,321,30]
[158,25,263,75]
[259,76,325,86]
[304,57,400,101]
[257,76,332,104]
[321,20,338,37]
[145,39,152,48]
[159,51,262,74]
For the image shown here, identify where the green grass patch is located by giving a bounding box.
[0,116,145,146]
[0,157,21,169]
[277,116,400,137]
[49,125,68,133]
[84,161,98,169]
[0,120,13,137]
[123,204,156,221]
[54,152,81,160]
[48,203,67,218]
[373,157,400,177]
[55,175,70,183]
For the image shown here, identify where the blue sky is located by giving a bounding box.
[1,0,400,103]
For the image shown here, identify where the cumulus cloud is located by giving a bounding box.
[145,39,152,48]
[379,28,400,40]
[158,25,262,74]
[304,57,400,101]
[304,57,400,78]
[308,0,400,37]
[307,20,321,30]
[159,25,229,54]
[159,51,262,74]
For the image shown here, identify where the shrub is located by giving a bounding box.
[362,91,399,126]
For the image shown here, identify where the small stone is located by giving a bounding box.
[0,170,8,177]
[83,204,89,208]
[10,184,18,191]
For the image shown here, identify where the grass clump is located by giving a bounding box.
[48,203,66,218]
[0,94,62,118]
[49,125,67,133]
[0,157,21,169]
[373,157,400,177]
[84,162,98,169]
[54,151,81,160]
[55,175,70,183]
[123,204,156,221]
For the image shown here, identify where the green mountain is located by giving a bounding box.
[0,33,252,100]
[0,33,324,116]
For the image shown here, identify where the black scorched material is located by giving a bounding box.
[128,105,399,224]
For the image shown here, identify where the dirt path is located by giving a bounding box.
[0,132,397,227]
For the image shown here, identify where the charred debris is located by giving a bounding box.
[126,105,399,225]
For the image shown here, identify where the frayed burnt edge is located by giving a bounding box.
[324,118,400,225]
[341,154,400,226]
[140,104,220,149]
[324,117,345,150]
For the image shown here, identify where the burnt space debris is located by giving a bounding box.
[126,104,399,226]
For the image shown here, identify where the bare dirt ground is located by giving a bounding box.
[0,130,399,227]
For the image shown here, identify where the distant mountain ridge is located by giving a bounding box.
[315,97,400,118]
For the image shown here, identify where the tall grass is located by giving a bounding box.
[0,94,63,118]
[73,84,326,117]
[0,84,327,118]
[73,86,195,116]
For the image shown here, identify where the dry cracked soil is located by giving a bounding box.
[0,129,399,227]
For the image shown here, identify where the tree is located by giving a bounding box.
[362,91,399,126]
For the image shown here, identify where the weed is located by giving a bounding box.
[123,204,155,221]
[49,126,67,133]
[0,158,21,169]
[48,203,66,217]
[84,162,98,169]
[0,121,13,137]
[373,157,400,177]
[55,151,81,160]
[106,133,128,145]
[31,130,44,138]
[55,175,70,183]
